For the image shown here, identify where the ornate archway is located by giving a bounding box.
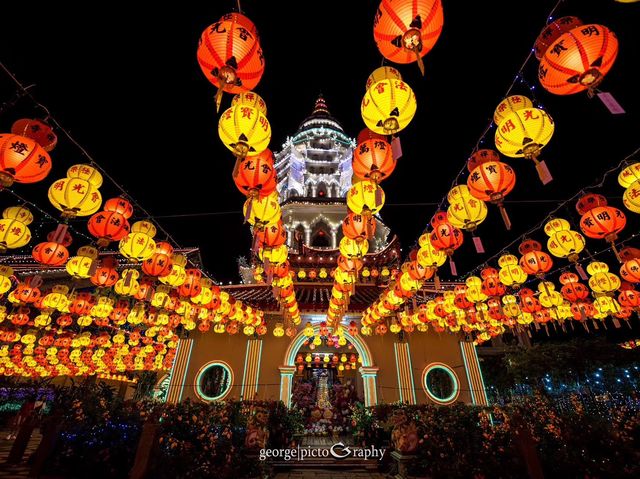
[279,324,379,407]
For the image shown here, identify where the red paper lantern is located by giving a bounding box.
[255,221,286,248]
[233,149,276,198]
[539,24,618,95]
[352,139,396,183]
[342,211,376,240]
[580,206,626,242]
[0,133,53,187]
[519,251,553,276]
[11,118,58,151]
[91,256,119,287]
[373,0,444,74]
[32,241,69,266]
[196,13,265,108]
[142,242,174,278]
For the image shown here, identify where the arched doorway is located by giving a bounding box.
[310,221,331,248]
[279,325,378,407]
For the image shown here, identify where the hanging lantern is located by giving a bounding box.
[0,265,14,294]
[494,98,554,185]
[142,242,174,278]
[361,72,417,135]
[538,23,618,96]
[544,217,587,278]
[254,220,286,249]
[466,149,516,229]
[620,258,640,284]
[534,16,584,60]
[373,0,444,74]
[196,13,265,110]
[243,191,281,228]
[342,211,376,241]
[48,164,103,218]
[87,197,133,247]
[0,133,53,187]
[219,105,271,159]
[119,221,157,262]
[347,180,385,217]
[519,240,553,278]
[493,95,533,125]
[339,237,369,259]
[353,138,396,183]
[159,254,188,287]
[498,254,528,288]
[587,261,621,295]
[0,206,33,253]
[66,245,98,279]
[90,256,119,287]
[623,181,640,214]
[446,185,488,253]
[578,195,626,261]
[429,212,463,275]
[618,163,640,189]
[32,240,69,267]
[11,118,58,152]
[233,148,276,198]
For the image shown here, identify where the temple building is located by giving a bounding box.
[163,97,489,409]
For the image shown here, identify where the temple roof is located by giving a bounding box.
[295,95,348,138]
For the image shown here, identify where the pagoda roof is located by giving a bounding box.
[292,95,353,146]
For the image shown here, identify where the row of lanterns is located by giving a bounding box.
[360,156,640,341]
[198,11,302,335]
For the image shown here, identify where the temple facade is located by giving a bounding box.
[167,97,488,409]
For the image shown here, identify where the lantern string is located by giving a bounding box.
[462,145,640,280]
[0,61,222,285]
[416,0,566,234]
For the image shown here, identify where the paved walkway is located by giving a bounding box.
[0,428,42,478]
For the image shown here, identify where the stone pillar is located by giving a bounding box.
[304,228,311,246]
[311,185,317,197]
[331,229,338,249]
[359,366,379,407]
[279,366,297,407]
[287,229,294,249]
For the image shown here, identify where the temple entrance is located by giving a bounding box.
[280,324,378,440]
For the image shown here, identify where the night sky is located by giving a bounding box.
[1,0,639,285]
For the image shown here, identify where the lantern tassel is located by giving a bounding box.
[575,263,588,281]
[414,50,425,76]
[472,235,485,254]
[244,198,252,224]
[375,185,383,208]
[498,204,512,230]
[434,273,441,290]
[533,158,553,185]
[449,257,458,276]
[214,76,227,113]
[52,223,69,244]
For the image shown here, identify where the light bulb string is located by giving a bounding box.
[463,145,640,279]
[0,61,223,285]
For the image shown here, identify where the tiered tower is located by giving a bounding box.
[275,96,390,252]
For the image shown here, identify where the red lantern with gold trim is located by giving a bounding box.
[233,149,276,198]
[373,0,444,74]
[353,139,396,183]
[196,13,265,110]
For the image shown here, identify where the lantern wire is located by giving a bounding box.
[462,145,640,280]
[0,61,223,285]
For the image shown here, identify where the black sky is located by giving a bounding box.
[1,0,639,283]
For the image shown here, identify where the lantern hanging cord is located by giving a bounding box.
[414,0,566,239]
[462,144,640,280]
[0,61,222,285]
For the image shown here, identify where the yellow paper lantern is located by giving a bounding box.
[119,221,157,262]
[259,244,289,265]
[0,206,33,253]
[114,269,141,296]
[66,245,99,279]
[495,108,554,159]
[243,191,281,228]
[48,164,103,218]
[0,266,14,294]
[417,243,446,268]
[339,237,369,259]
[618,163,640,188]
[361,78,416,134]
[159,254,187,287]
[218,105,271,158]
[546,230,585,261]
[347,180,385,216]
[587,262,621,294]
[231,92,267,115]
[623,181,640,214]
[447,186,488,231]
[493,95,533,125]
